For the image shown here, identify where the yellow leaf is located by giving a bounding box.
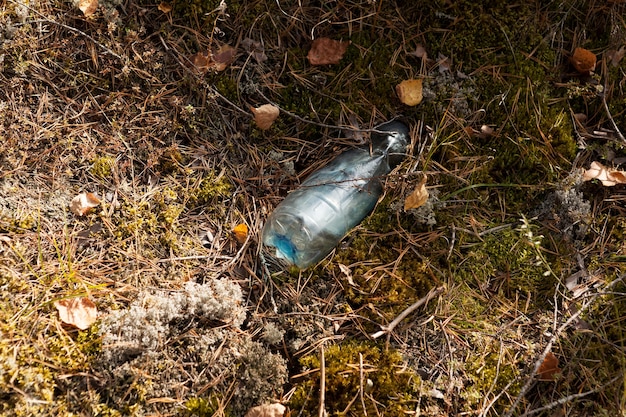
[396,79,423,106]
[70,192,101,216]
[233,223,249,244]
[251,104,280,130]
[54,297,98,330]
[404,175,429,211]
[78,0,98,16]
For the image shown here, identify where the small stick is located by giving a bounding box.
[319,345,327,417]
[503,274,626,417]
[359,352,367,416]
[371,286,445,339]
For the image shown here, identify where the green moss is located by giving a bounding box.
[460,336,523,411]
[187,171,232,209]
[290,341,421,416]
[452,220,560,307]
[90,156,116,179]
[184,396,225,416]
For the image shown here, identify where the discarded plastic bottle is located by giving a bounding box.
[261,121,410,269]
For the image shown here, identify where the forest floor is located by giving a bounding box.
[1,0,625,416]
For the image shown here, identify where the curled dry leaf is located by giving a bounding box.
[408,44,428,59]
[233,223,249,244]
[70,192,101,216]
[188,45,236,74]
[536,351,561,381]
[54,297,98,330]
[338,263,357,286]
[244,403,286,417]
[570,47,596,74]
[157,2,172,13]
[404,174,429,211]
[251,104,280,130]
[78,0,98,16]
[307,37,350,66]
[396,79,423,106]
[583,161,626,186]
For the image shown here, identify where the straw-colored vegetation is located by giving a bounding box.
[0,0,625,416]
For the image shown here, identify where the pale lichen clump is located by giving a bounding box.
[97,279,287,416]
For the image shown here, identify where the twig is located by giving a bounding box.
[254,87,399,134]
[319,344,327,417]
[503,274,626,417]
[519,375,622,417]
[601,94,626,145]
[359,352,367,416]
[371,286,445,339]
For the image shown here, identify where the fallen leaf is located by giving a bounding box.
[408,44,428,60]
[211,44,237,71]
[480,125,494,138]
[78,0,98,16]
[233,223,249,244]
[307,37,350,66]
[242,38,267,64]
[583,161,626,186]
[607,46,625,67]
[188,45,236,74]
[437,53,452,73]
[157,2,172,13]
[70,192,101,216]
[245,403,286,417]
[54,297,98,330]
[396,79,423,106]
[537,351,561,381]
[251,104,280,130]
[338,263,357,286]
[570,47,596,74]
[404,174,429,210]
[188,52,212,74]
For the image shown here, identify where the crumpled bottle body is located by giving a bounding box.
[262,121,409,269]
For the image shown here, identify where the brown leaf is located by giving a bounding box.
[537,352,561,381]
[54,297,98,330]
[570,47,596,74]
[404,174,429,210]
[583,161,626,186]
[188,45,236,74]
[211,45,237,71]
[233,223,249,244]
[157,2,172,13]
[188,52,212,74]
[70,192,101,216]
[245,403,286,417]
[242,38,267,64]
[396,79,423,106]
[607,46,625,67]
[307,38,350,66]
[251,104,280,130]
[408,44,428,59]
[79,0,98,16]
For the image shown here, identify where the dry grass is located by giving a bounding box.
[1,0,625,416]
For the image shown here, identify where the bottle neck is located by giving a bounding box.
[370,121,409,168]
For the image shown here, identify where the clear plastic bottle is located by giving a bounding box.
[261,121,410,269]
